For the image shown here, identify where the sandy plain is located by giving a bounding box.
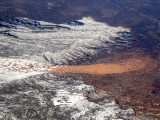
[47,54,155,75]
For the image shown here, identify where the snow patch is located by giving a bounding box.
[52,84,135,120]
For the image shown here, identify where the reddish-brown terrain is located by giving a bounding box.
[50,51,160,119]
[47,55,154,75]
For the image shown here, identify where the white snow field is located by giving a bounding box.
[0,17,136,120]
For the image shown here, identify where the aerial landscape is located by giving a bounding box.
[0,0,160,119]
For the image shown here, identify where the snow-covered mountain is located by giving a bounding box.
[0,17,136,120]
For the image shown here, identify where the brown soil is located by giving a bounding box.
[47,52,160,119]
[10,51,160,119]
[47,55,155,75]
